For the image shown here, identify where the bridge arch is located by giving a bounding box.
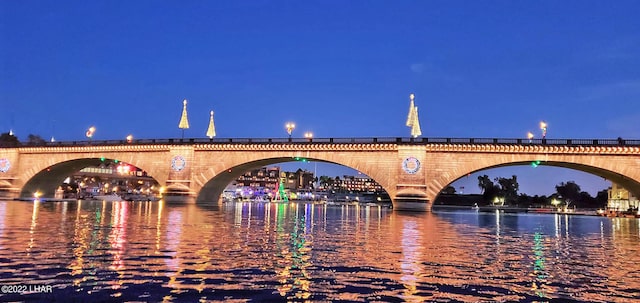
[193,156,394,204]
[16,153,164,198]
[428,154,640,203]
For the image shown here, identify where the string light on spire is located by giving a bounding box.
[206,110,216,139]
[406,93,416,127]
[178,99,190,138]
[406,93,422,138]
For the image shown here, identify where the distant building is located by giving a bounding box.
[607,183,639,210]
[236,166,280,190]
[70,163,158,198]
[333,175,383,192]
[282,170,315,190]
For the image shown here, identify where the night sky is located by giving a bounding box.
[2,1,639,195]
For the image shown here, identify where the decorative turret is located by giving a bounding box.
[406,93,421,138]
[405,93,416,127]
[178,99,190,138]
[206,110,216,139]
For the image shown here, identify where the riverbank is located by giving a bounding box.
[432,204,599,216]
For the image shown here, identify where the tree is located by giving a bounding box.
[477,175,499,204]
[594,190,609,208]
[496,175,519,204]
[577,191,595,208]
[441,185,456,194]
[0,132,19,147]
[477,175,493,193]
[27,134,46,146]
[555,181,582,206]
[319,176,333,189]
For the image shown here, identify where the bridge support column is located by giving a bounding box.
[393,146,430,211]
[163,195,196,204]
[0,189,19,201]
[393,197,432,212]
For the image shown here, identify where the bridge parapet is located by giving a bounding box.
[4,137,640,148]
[425,144,640,154]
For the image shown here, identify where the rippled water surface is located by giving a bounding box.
[0,200,639,302]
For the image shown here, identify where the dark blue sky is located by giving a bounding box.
[2,1,639,195]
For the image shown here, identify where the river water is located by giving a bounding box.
[0,200,638,302]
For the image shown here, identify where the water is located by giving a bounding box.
[0,200,639,302]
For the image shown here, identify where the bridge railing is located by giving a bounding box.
[4,137,640,148]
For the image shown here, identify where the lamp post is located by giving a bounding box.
[540,121,547,139]
[527,132,534,143]
[86,126,96,142]
[304,132,313,141]
[285,122,295,140]
[126,134,133,143]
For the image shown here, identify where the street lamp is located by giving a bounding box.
[304,132,313,141]
[285,122,295,140]
[527,132,534,143]
[126,134,133,143]
[86,126,96,142]
[539,121,547,139]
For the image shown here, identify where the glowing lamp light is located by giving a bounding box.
[86,126,96,139]
[539,121,547,138]
[285,122,296,138]
[126,134,133,143]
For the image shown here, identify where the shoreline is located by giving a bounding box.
[432,204,600,216]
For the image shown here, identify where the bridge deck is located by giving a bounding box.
[3,137,638,148]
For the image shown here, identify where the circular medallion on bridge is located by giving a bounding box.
[402,156,420,174]
[171,155,186,172]
[0,158,10,173]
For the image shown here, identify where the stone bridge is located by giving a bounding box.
[1,137,640,211]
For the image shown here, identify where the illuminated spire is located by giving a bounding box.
[178,99,189,139]
[206,110,216,139]
[405,93,416,127]
[178,99,190,129]
[411,106,422,138]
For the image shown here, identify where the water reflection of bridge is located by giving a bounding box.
[2,137,640,211]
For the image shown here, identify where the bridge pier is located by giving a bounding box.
[392,198,432,212]
[0,190,19,201]
[162,195,196,204]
